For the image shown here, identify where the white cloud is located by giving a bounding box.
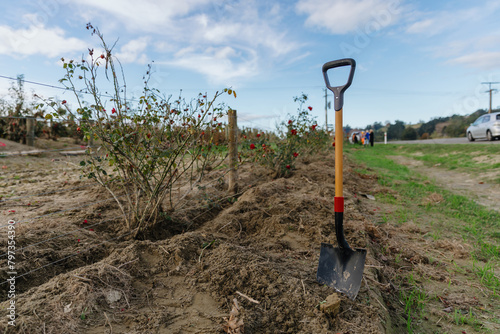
[406,7,482,36]
[74,0,214,32]
[0,23,86,58]
[114,37,150,64]
[448,52,500,70]
[163,46,259,86]
[406,1,500,36]
[296,0,402,34]
[72,0,302,85]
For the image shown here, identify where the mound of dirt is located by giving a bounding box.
[1,151,396,333]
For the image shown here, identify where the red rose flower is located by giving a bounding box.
[291,129,297,136]
[100,54,105,59]
[293,152,298,157]
[308,106,312,111]
[286,165,291,169]
[332,142,336,147]
[288,120,292,125]
[256,133,261,138]
[250,143,256,150]
[62,100,67,104]
[112,108,116,114]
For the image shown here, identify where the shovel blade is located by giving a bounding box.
[317,243,367,300]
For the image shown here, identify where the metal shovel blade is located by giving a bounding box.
[317,243,367,300]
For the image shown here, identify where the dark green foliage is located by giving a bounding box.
[402,126,418,140]
[387,120,405,140]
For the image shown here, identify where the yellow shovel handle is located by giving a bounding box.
[335,108,343,198]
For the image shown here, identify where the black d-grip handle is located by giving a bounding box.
[322,58,356,111]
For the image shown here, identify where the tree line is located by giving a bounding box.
[348,108,499,141]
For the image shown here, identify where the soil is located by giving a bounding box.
[389,155,500,212]
[0,140,498,333]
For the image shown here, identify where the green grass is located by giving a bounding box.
[453,307,482,328]
[345,143,500,332]
[345,144,500,265]
[365,143,500,175]
[399,272,428,334]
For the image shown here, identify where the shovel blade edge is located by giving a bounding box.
[317,243,367,300]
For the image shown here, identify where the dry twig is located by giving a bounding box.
[236,291,260,304]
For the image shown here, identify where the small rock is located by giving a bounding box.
[320,293,341,316]
[106,290,122,304]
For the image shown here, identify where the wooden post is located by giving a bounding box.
[228,109,238,195]
[26,117,35,147]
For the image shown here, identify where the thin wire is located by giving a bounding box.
[0,74,142,103]
[0,73,472,98]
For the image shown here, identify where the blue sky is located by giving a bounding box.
[0,0,499,131]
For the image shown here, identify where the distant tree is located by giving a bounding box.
[387,120,405,140]
[372,121,383,130]
[8,74,26,116]
[374,129,385,142]
[417,116,449,136]
[344,124,352,133]
[402,126,418,140]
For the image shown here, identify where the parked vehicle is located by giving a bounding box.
[349,131,360,144]
[466,112,500,141]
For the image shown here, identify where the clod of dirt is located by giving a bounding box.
[421,192,444,205]
[105,289,122,305]
[320,293,341,316]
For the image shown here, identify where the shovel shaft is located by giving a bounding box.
[334,108,353,251]
[335,108,343,198]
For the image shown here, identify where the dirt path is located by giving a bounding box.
[389,155,500,212]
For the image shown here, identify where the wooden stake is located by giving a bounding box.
[228,109,238,195]
[26,117,35,147]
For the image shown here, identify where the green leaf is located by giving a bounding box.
[44,114,53,120]
[80,161,86,166]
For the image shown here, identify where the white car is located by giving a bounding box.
[466,112,500,141]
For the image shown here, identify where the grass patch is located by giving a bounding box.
[346,144,500,290]
[368,143,500,175]
[346,143,500,332]
[346,144,500,261]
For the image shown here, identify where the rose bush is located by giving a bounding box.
[38,24,235,238]
[240,93,330,178]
